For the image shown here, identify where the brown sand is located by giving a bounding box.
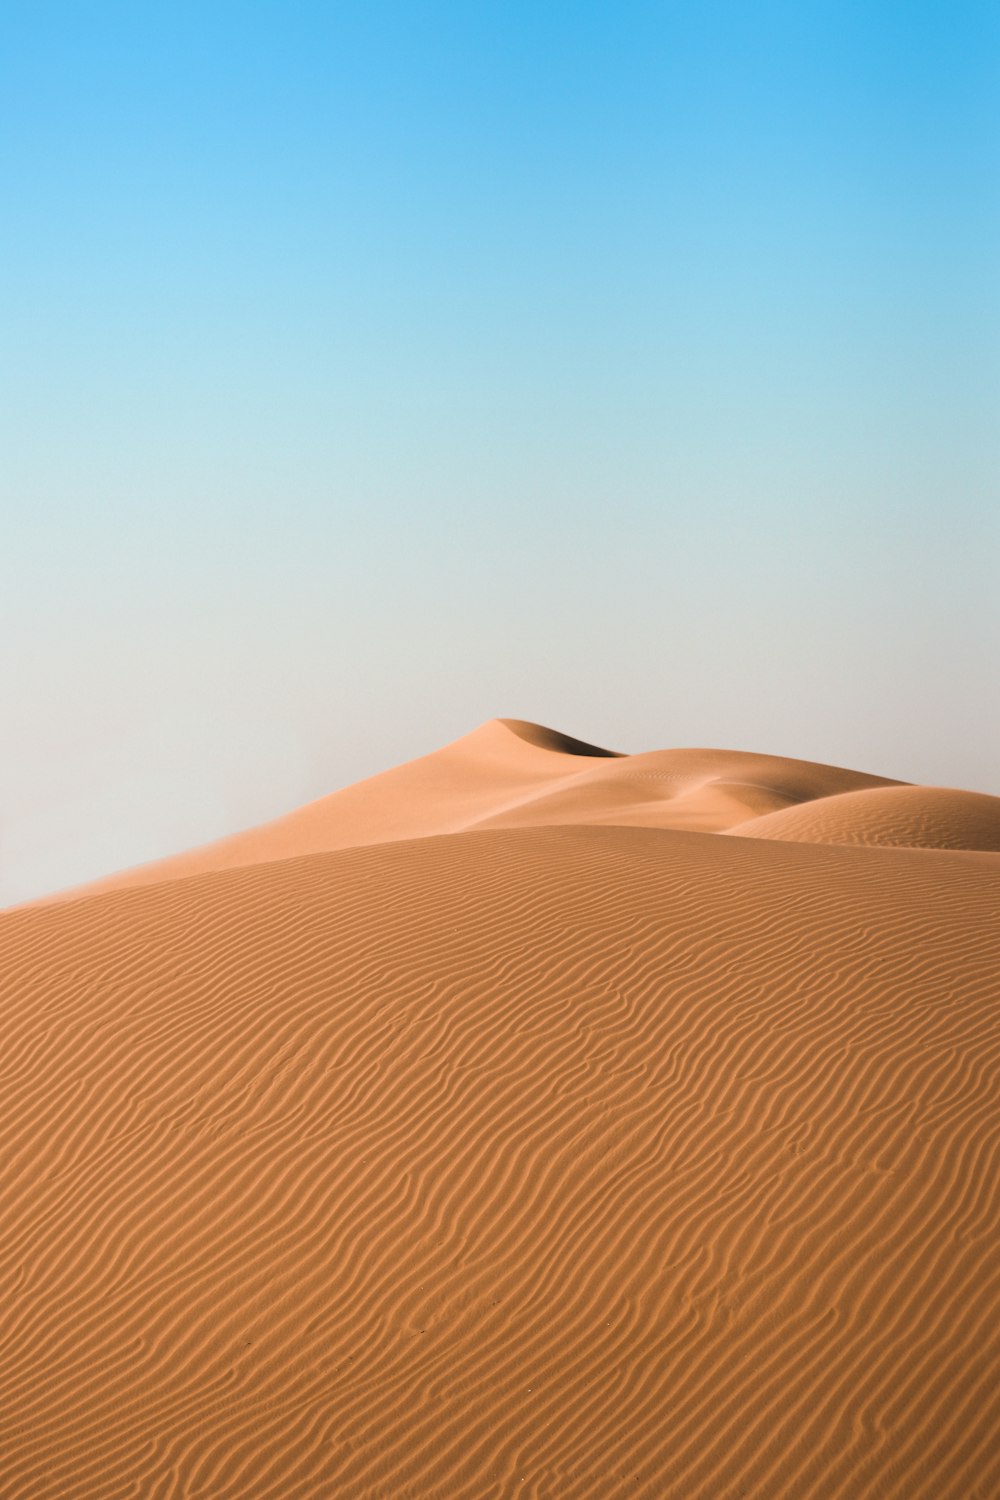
[64,718,907,897]
[727,782,1000,851]
[2,721,999,1497]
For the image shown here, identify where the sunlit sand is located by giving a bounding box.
[3,720,998,1497]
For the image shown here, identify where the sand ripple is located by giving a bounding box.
[2,820,999,1497]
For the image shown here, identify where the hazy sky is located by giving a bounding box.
[3,1,999,904]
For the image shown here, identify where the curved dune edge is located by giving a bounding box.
[727,783,1000,852]
[1,826,999,1498]
[493,717,624,757]
[44,720,910,903]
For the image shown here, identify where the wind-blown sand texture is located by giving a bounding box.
[3,719,999,1498]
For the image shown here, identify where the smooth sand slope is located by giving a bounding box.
[727,782,1000,851]
[66,718,910,899]
[3,722,1000,1498]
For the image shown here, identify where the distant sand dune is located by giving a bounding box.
[59,718,906,899]
[728,782,1000,851]
[3,723,999,1497]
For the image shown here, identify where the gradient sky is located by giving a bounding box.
[3,1,999,903]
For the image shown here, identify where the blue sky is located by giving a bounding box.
[2,2,999,901]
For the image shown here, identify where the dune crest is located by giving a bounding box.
[51,720,908,902]
[728,782,1000,852]
[493,717,623,756]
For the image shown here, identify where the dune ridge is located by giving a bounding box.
[58,719,915,901]
[3,721,999,1497]
[727,782,1000,851]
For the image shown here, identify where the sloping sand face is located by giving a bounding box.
[727,783,1000,851]
[3,725,1000,1498]
[61,718,908,899]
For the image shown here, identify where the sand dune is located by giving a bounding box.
[728,782,1000,851]
[64,718,905,899]
[3,722,1000,1498]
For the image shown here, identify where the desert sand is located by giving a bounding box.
[2,719,999,1497]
